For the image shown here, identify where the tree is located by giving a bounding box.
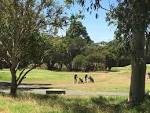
[67,0,150,104]
[66,15,93,43]
[82,44,106,71]
[63,37,87,70]
[64,17,92,70]
[0,0,66,96]
[102,39,130,70]
[106,1,150,103]
[72,55,87,71]
[44,36,67,70]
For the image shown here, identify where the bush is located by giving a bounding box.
[85,53,105,71]
[72,55,88,71]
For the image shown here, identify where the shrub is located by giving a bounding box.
[72,55,88,71]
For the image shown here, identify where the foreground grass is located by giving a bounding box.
[1,93,150,113]
[1,65,150,92]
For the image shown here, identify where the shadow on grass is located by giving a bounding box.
[0,82,53,91]
[23,94,98,113]
[2,93,150,113]
[91,96,125,113]
[0,82,11,86]
[102,70,120,73]
[109,69,120,72]
[21,83,52,86]
[0,82,52,87]
[21,94,124,113]
[32,94,150,113]
[18,87,53,90]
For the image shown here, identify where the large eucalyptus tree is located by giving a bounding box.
[107,0,150,104]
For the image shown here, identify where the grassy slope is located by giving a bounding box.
[0,93,150,113]
[1,66,150,113]
[0,65,150,92]
[0,94,123,113]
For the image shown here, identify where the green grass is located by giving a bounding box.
[1,66,150,113]
[1,93,150,113]
[1,65,150,92]
[0,69,11,81]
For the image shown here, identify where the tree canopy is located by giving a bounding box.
[0,0,67,96]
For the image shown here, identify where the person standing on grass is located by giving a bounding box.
[88,75,94,83]
[85,74,88,83]
[74,74,78,84]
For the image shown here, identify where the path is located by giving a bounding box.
[0,82,128,96]
[0,89,128,96]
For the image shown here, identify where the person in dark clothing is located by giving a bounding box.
[85,74,88,83]
[147,72,150,79]
[88,76,94,83]
[74,74,78,84]
[78,78,84,84]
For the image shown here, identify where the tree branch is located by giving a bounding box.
[16,68,25,82]
[17,65,36,86]
[100,5,111,11]
[15,62,20,72]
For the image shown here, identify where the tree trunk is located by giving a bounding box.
[10,67,17,97]
[67,63,72,71]
[59,63,63,71]
[129,31,146,103]
[47,60,55,70]
[129,24,146,104]
[128,0,147,104]
[0,60,2,69]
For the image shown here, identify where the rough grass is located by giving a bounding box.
[1,93,150,113]
[1,66,150,113]
[1,65,150,92]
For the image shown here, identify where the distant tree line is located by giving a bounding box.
[1,13,149,72]
[0,17,132,72]
[0,13,149,72]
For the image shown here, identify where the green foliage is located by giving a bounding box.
[43,17,92,70]
[65,0,74,5]
[0,0,67,68]
[72,55,87,71]
[20,33,49,67]
[43,35,131,71]
[0,0,69,95]
[106,0,150,57]
[66,15,93,43]
[44,37,66,62]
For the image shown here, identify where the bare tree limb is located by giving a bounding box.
[17,65,36,86]
[15,62,20,72]
[16,68,25,82]
[100,5,111,11]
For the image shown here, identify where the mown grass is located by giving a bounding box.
[1,93,150,113]
[0,65,150,92]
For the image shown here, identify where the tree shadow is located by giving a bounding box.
[0,82,52,87]
[0,82,53,91]
[2,92,150,113]
[102,69,120,73]
[90,96,150,113]
[21,83,52,86]
[30,94,98,113]
[0,82,11,86]
[91,96,125,113]
[18,87,53,90]
[25,94,126,113]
